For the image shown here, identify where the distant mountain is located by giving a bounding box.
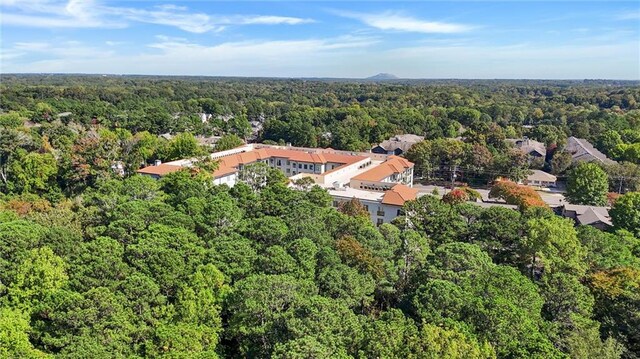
[366,73,399,80]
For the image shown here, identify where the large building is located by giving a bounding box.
[138,144,416,224]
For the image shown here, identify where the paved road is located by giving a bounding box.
[413,183,567,207]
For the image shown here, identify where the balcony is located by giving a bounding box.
[376,210,385,216]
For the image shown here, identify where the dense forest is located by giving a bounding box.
[0,75,639,358]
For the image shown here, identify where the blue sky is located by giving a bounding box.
[1,1,639,79]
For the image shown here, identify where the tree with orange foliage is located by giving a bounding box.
[607,192,621,206]
[489,180,547,211]
[442,187,483,205]
[442,188,468,205]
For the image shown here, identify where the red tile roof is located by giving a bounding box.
[136,163,183,176]
[138,147,373,179]
[381,184,419,206]
[352,156,413,182]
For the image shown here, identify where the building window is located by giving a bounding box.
[286,169,290,174]
[286,160,290,165]
[364,205,369,211]
[377,207,385,216]
[397,209,402,216]
[376,218,384,226]
[332,201,338,207]
[303,164,308,169]
[277,160,282,166]
[298,164,302,169]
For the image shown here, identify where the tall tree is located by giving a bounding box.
[610,192,640,237]
[566,162,609,206]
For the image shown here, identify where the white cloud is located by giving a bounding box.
[617,10,640,21]
[109,5,224,33]
[12,40,115,58]
[338,11,473,33]
[235,15,315,25]
[105,41,127,46]
[0,49,25,61]
[2,36,378,76]
[0,0,314,32]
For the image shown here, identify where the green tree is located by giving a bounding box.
[610,192,640,237]
[8,150,58,194]
[566,162,609,206]
[0,307,51,358]
[401,195,467,245]
[597,130,624,157]
[550,150,573,175]
[214,133,244,151]
[126,224,205,296]
[8,247,68,309]
[164,132,205,161]
[226,274,317,357]
[523,216,587,279]
[0,128,34,189]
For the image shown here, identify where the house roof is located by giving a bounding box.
[506,138,546,157]
[381,184,419,206]
[566,137,616,165]
[527,170,557,182]
[136,163,183,176]
[375,134,424,152]
[352,156,413,182]
[577,207,612,226]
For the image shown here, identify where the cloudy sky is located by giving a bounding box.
[1,0,639,79]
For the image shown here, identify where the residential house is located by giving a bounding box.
[371,134,424,156]
[565,137,616,165]
[506,138,546,159]
[556,204,612,230]
[523,170,557,188]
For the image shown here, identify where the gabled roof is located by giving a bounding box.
[506,138,546,157]
[527,170,557,182]
[577,207,612,226]
[566,137,616,165]
[352,156,413,182]
[375,134,424,152]
[136,163,183,176]
[381,184,419,206]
